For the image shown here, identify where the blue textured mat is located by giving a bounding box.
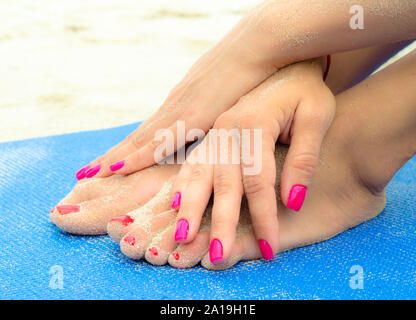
[0,122,415,300]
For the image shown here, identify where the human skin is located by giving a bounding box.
[170,41,415,264]
[74,1,416,262]
[78,0,416,190]
[52,48,416,269]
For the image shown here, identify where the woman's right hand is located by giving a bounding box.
[76,5,281,180]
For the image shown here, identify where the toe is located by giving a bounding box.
[119,209,177,260]
[168,229,210,269]
[144,222,177,266]
[107,180,174,242]
[201,225,262,270]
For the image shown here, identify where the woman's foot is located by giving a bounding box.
[51,50,416,269]
[50,124,387,270]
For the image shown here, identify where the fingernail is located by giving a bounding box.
[149,247,158,256]
[56,204,80,215]
[209,238,223,264]
[109,215,134,226]
[174,219,189,242]
[124,235,136,246]
[171,192,181,210]
[76,164,91,180]
[110,160,125,172]
[287,185,307,212]
[85,164,101,178]
[258,239,274,261]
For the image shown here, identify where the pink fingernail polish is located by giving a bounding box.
[85,164,101,178]
[287,185,307,212]
[110,215,134,226]
[110,160,125,172]
[149,247,158,256]
[209,238,223,264]
[174,219,189,242]
[56,204,80,215]
[258,239,274,261]
[124,235,136,246]
[171,192,181,210]
[76,164,91,180]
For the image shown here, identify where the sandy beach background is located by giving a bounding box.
[0,0,414,142]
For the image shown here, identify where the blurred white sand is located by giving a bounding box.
[0,0,259,142]
[0,0,414,142]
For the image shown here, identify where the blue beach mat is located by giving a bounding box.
[0,122,415,300]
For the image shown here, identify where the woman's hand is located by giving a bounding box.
[75,0,415,181]
[171,59,335,264]
[75,9,280,180]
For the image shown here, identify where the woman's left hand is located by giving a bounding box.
[171,58,336,264]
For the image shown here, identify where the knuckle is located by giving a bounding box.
[131,133,145,149]
[189,166,208,182]
[234,112,256,128]
[288,151,319,178]
[211,213,238,232]
[242,175,270,196]
[214,112,233,129]
[147,138,163,152]
[213,171,242,198]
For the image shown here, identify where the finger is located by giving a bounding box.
[209,161,243,265]
[170,137,207,208]
[174,162,214,244]
[170,160,194,210]
[112,119,206,175]
[280,99,334,212]
[241,128,279,260]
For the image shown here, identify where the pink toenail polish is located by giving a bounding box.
[172,252,180,260]
[124,235,136,246]
[56,204,80,215]
[85,163,101,178]
[149,247,158,256]
[258,239,274,261]
[171,192,181,210]
[75,164,91,180]
[287,185,307,212]
[209,238,223,264]
[174,219,189,242]
[109,160,125,172]
[50,207,55,213]
[110,215,134,226]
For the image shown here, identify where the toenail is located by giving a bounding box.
[174,219,189,242]
[56,204,80,215]
[149,247,158,256]
[75,164,91,180]
[171,192,181,210]
[258,239,274,261]
[50,207,55,213]
[109,215,134,226]
[287,185,307,212]
[209,238,223,264]
[85,163,101,178]
[124,235,136,246]
[109,160,125,172]
[172,252,180,260]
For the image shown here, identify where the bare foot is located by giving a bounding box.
[51,50,416,269]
